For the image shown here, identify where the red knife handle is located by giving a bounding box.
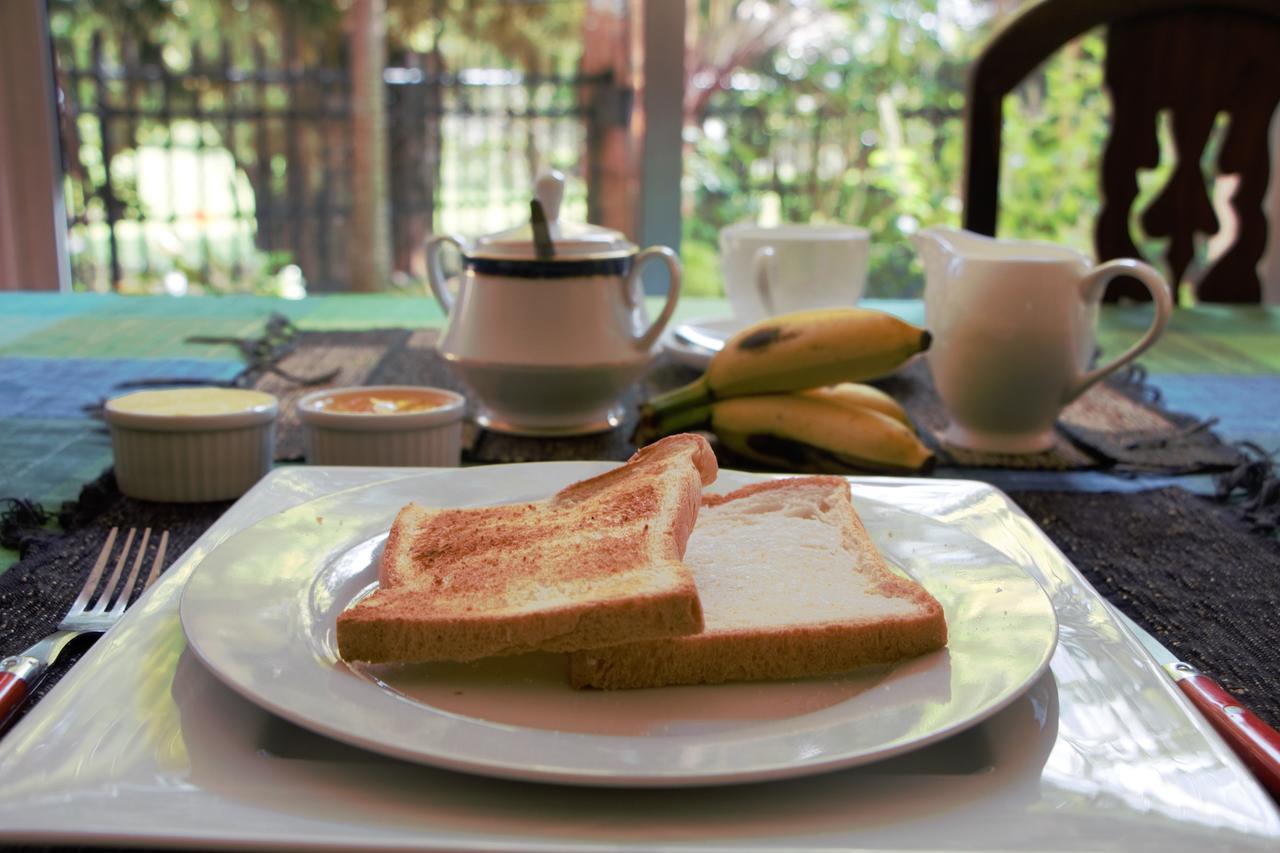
[1170,665,1280,800]
[0,652,51,733]
[0,670,33,732]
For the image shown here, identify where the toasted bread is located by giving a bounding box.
[336,433,718,663]
[569,475,947,689]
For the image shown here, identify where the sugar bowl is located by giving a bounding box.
[425,172,681,435]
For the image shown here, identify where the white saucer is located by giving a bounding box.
[663,316,743,369]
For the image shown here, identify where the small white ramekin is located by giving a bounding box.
[104,388,279,502]
[296,385,466,467]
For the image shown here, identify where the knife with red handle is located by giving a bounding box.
[1164,660,1280,799]
[1115,605,1280,800]
[0,646,64,732]
[0,669,32,729]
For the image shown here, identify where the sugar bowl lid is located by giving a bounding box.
[467,171,635,261]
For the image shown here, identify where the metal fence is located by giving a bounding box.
[52,25,622,293]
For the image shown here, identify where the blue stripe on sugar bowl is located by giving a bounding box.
[465,255,634,279]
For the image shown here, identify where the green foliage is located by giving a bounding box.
[50,0,590,294]
[53,0,1127,300]
[387,0,583,72]
[679,235,722,298]
[113,247,299,297]
[49,0,344,69]
[996,35,1109,251]
[684,1,1114,298]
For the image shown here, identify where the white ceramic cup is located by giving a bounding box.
[719,223,870,323]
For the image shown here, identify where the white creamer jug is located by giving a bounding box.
[912,227,1172,454]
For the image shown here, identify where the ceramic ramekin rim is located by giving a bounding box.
[296,385,467,431]
[104,394,279,432]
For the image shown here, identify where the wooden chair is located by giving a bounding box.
[963,0,1280,303]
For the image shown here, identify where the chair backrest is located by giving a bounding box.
[962,0,1280,303]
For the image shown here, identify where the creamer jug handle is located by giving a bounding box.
[1064,259,1173,403]
[630,246,683,351]
[425,234,465,314]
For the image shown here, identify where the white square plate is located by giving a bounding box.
[0,466,1276,851]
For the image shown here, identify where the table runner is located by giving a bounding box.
[246,324,668,464]
[1012,487,1280,728]
[876,359,1245,472]
[4,297,1274,526]
[257,326,1242,474]
[0,479,224,729]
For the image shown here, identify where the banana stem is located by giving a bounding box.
[632,402,714,446]
[642,376,713,416]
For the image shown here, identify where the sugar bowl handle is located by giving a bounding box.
[630,246,683,351]
[426,234,466,315]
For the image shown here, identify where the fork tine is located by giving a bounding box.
[107,528,151,617]
[144,530,169,590]
[68,527,119,615]
[89,528,135,615]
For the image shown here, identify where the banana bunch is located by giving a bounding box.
[638,307,935,474]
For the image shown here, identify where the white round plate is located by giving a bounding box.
[180,463,1057,788]
[662,316,743,369]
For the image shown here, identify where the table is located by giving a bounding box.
[0,291,1277,849]
[3,292,1277,519]
[3,289,1276,678]
[1,291,1276,576]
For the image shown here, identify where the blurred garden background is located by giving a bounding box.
[50,0,1129,299]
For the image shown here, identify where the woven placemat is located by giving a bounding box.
[254,328,1241,476]
[1010,486,1280,728]
[875,359,1244,473]
[0,475,228,731]
[251,328,689,465]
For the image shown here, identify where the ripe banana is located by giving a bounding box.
[647,307,930,414]
[800,382,910,426]
[710,394,935,475]
[632,391,933,475]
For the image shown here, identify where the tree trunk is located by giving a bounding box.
[580,0,638,237]
[388,48,441,282]
[348,0,390,292]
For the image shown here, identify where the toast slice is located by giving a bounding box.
[336,433,718,663]
[569,476,947,689]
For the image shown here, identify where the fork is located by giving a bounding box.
[0,527,169,731]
